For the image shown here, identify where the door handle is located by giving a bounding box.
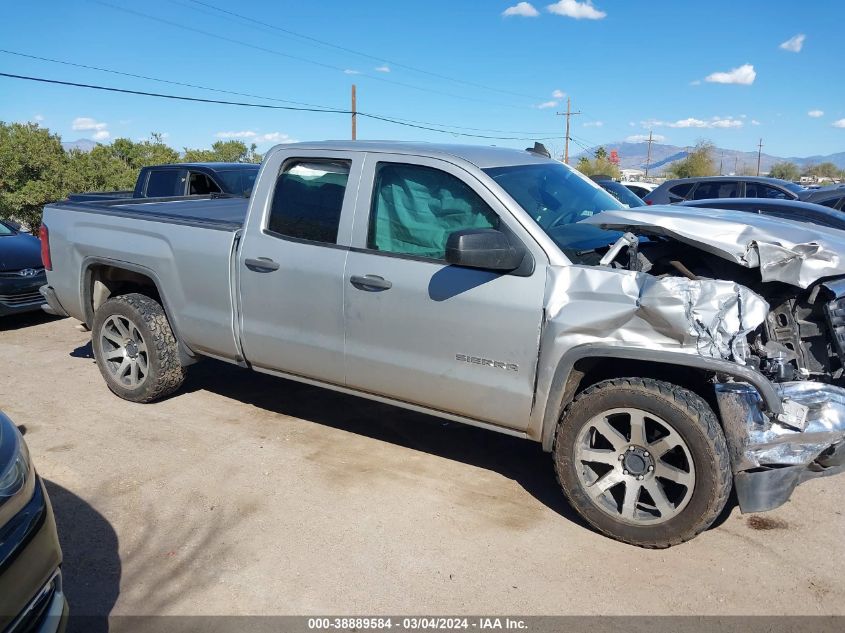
[244,257,280,272]
[350,274,392,291]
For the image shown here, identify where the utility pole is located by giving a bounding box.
[644,130,654,178]
[556,98,580,164]
[734,155,738,175]
[756,138,763,176]
[351,84,357,141]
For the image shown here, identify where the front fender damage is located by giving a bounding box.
[541,265,845,512]
[542,265,769,362]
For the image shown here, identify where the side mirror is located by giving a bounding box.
[445,228,526,271]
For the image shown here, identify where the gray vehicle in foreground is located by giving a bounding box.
[39,142,845,548]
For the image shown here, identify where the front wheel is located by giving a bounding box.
[91,293,185,403]
[554,378,732,548]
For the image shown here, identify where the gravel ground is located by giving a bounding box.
[1,311,844,617]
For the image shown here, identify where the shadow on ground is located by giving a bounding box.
[181,360,592,530]
[0,311,63,332]
[43,480,120,633]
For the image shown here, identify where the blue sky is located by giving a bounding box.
[1,0,843,158]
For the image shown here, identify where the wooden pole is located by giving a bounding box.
[351,84,357,141]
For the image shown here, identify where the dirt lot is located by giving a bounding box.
[1,312,844,617]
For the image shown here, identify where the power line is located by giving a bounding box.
[90,0,530,111]
[177,0,543,102]
[0,72,567,141]
[0,48,336,110]
[0,48,563,136]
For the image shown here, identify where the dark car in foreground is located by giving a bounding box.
[644,176,804,205]
[0,220,46,316]
[0,412,67,632]
[680,197,845,231]
[68,162,260,202]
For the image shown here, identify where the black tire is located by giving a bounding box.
[553,377,732,548]
[91,293,185,403]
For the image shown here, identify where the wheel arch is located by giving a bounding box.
[81,257,195,364]
[538,345,782,452]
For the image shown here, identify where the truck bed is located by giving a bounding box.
[58,195,249,231]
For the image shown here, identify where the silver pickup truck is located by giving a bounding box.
[39,141,845,547]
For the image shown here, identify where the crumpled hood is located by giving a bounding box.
[580,205,845,288]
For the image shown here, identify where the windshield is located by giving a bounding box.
[596,180,645,207]
[0,222,15,236]
[484,163,625,252]
[217,168,259,197]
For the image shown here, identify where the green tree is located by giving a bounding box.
[0,122,69,231]
[807,162,840,179]
[574,149,621,179]
[182,140,262,163]
[768,161,801,181]
[668,141,716,178]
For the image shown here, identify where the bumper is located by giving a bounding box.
[0,478,67,633]
[715,381,845,513]
[37,286,69,318]
[0,275,46,317]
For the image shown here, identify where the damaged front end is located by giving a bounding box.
[553,206,845,511]
[715,381,845,512]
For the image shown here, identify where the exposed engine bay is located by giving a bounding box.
[574,208,845,386]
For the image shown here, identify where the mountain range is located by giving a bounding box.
[572,141,845,174]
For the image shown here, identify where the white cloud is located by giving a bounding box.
[808,110,825,118]
[643,116,744,129]
[833,119,845,129]
[546,0,606,19]
[583,121,603,127]
[343,69,361,75]
[374,65,390,73]
[779,33,805,53]
[31,114,44,122]
[626,134,666,143]
[751,119,761,126]
[503,2,539,17]
[552,89,565,98]
[72,116,108,131]
[704,64,756,85]
[215,130,296,144]
[536,100,558,109]
[72,116,110,140]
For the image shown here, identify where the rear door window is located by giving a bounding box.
[188,172,222,195]
[693,181,738,199]
[267,160,350,244]
[145,170,186,197]
[746,183,789,199]
[667,182,694,201]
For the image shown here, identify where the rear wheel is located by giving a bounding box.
[554,377,732,548]
[91,293,185,403]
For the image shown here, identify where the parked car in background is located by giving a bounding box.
[592,177,646,207]
[621,181,658,199]
[644,176,804,205]
[799,187,845,211]
[680,198,845,231]
[0,219,46,317]
[0,411,67,632]
[67,162,260,202]
[40,141,845,548]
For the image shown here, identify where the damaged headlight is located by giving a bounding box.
[0,412,31,502]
